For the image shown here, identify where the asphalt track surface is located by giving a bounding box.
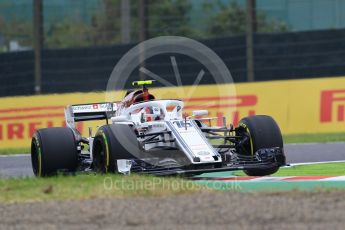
[1,142,345,177]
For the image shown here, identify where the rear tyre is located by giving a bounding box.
[31,127,78,177]
[237,115,285,176]
[92,124,140,173]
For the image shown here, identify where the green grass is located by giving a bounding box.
[0,148,30,155]
[1,133,344,155]
[234,162,345,177]
[283,132,345,144]
[1,163,345,203]
[0,174,206,203]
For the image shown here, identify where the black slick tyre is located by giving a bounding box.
[92,124,140,173]
[238,115,285,176]
[31,127,78,176]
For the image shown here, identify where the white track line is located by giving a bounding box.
[320,176,345,181]
[0,154,29,157]
[285,160,345,167]
[285,141,345,146]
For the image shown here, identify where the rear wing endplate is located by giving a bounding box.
[65,102,117,128]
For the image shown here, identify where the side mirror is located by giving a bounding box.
[192,110,208,117]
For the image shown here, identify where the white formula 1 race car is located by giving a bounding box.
[31,80,286,177]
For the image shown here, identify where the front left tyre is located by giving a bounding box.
[31,127,78,176]
[92,124,140,173]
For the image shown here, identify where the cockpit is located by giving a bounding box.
[121,100,184,124]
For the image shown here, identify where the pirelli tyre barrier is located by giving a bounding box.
[1,76,345,149]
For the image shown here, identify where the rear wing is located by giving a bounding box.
[65,102,117,128]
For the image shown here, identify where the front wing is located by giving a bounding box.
[130,147,285,176]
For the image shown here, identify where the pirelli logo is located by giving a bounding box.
[0,94,257,143]
[0,106,83,141]
[184,95,257,126]
[320,89,345,123]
